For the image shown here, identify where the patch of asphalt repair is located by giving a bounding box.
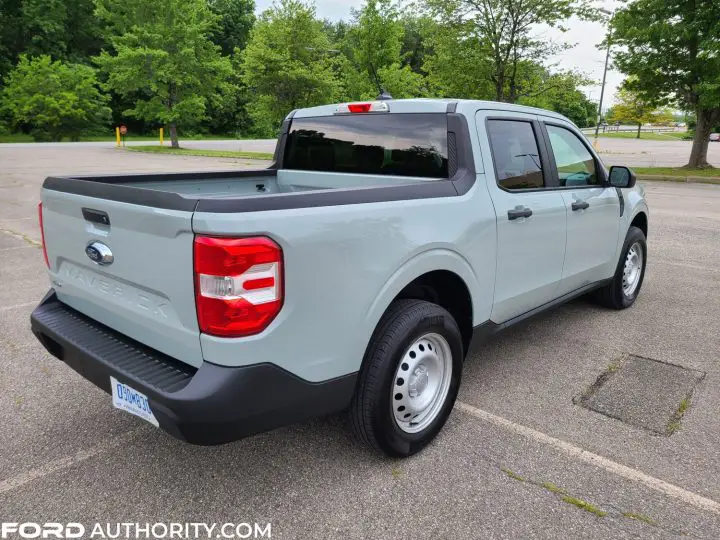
[576,354,706,436]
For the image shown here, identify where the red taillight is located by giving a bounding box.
[38,202,49,268]
[194,236,283,337]
[348,103,372,113]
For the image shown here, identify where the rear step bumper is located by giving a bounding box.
[30,291,357,445]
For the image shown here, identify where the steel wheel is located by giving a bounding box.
[622,241,643,297]
[392,333,453,434]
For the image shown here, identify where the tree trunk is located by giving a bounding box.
[169,123,179,149]
[508,80,518,104]
[494,77,504,102]
[686,108,719,168]
[637,122,641,139]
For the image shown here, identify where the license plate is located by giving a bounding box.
[110,377,159,427]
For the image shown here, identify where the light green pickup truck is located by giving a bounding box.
[30,99,649,457]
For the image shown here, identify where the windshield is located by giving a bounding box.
[283,113,449,179]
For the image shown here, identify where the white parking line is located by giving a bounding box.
[455,400,720,516]
[0,301,38,313]
[0,429,142,495]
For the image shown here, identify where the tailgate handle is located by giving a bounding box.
[82,208,110,226]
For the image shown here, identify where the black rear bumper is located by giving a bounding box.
[30,291,357,445]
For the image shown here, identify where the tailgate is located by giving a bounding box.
[41,188,202,368]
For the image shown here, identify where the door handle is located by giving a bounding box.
[571,200,590,211]
[507,206,533,220]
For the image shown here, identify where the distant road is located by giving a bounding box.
[2,137,718,168]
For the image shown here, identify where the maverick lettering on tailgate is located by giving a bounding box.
[62,265,169,319]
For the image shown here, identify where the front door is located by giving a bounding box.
[541,122,620,294]
[477,113,567,323]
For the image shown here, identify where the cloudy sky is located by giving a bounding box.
[255,0,623,108]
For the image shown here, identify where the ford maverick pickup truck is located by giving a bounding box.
[31,99,649,456]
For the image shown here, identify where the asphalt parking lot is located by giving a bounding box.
[1,143,720,538]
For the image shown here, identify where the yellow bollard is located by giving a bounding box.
[159,128,164,146]
[115,127,121,147]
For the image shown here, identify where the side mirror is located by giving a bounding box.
[608,166,637,189]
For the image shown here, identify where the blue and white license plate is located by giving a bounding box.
[110,377,159,427]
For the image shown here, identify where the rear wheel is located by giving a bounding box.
[350,299,463,457]
[595,226,647,309]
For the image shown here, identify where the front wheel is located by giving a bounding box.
[350,299,464,457]
[595,226,647,309]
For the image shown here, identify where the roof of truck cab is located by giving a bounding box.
[290,98,572,123]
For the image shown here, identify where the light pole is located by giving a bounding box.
[594,9,613,142]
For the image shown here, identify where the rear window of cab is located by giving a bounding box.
[284,114,449,179]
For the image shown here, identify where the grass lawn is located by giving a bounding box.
[594,131,689,141]
[0,134,35,143]
[656,131,693,140]
[632,167,720,179]
[126,145,274,160]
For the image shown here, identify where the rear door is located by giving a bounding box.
[41,189,202,368]
[540,121,620,294]
[476,111,567,323]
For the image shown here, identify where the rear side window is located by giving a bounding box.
[487,120,544,190]
[284,114,449,179]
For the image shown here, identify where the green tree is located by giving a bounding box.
[203,0,257,136]
[0,0,103,79]
[209,0,256,56]
[20,0,69,58]
[240,0,339,136]
[422,16,494,99]
[95,0,233,147]
[399,15,431,75]
[423,0,598,103]
[606,86,664,138]
[1,55,111,141]
[341,0,426,99]
[518,67,595,127]
[611,0,720,167]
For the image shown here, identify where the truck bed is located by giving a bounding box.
[122,175,285,199]
[43,168,451,213]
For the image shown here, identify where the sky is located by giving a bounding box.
[254,0,624,109]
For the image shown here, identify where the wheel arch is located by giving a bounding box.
[630,211,648,239]
[393,271,473,355]
[363,249,484,358]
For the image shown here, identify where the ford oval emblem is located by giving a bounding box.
[86,241,114,265]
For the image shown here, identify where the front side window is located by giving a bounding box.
[487,120,545,190]
[546,125,599,186]
[284,114,448,179]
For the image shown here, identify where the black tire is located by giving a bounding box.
[350,299,464,457]
[594,226,647,309]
